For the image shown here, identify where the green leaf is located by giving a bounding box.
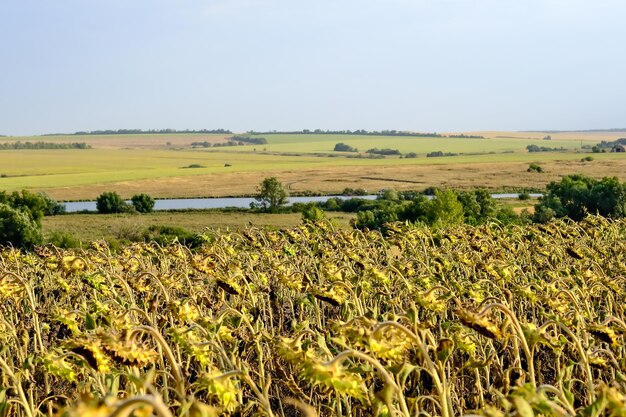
[85,313,96,331]
[512,397,534,417]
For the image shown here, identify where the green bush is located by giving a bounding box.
[527,163,543,173]
[534,174,626,221]
[38,192,66,215]
[333,142,358,152]
[302,205,325,223]
[0,203,42,249]
[131,193,155,213]
[0,190,48,223]
[46,230,81,249]
[96,191,128,214]
[143,225,203,248]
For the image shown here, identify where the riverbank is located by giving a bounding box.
[62,193,542,212]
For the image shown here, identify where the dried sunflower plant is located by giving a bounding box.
[0,217,625,416]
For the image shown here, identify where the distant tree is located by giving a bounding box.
[0,203,42,249]
[253,177,289,212]
[131,193,155,213]
[527,163,543,173]
[96,191,128,214]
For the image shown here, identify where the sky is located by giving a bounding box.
[1,0,625,136]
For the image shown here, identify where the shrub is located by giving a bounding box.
[0,190,48,223]
[581,156,594,162]
[131,193,155,213]
[405,152,418,158]
[0,203,42,249]
[527,163,543,173]
[302,205,325,223]
[518,192,531,200]
[143,225,203,248]
[333,143,358,152]
[324,198,340,211]
[96,192,128,214]
[38,192,66,215]
[46,230,81,249]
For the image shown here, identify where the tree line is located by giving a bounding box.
[0,141,91,150]
[44,129,232,136]
[247,129,483,138]
[254,175,626,232]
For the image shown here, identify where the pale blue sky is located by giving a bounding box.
[1,0,624,136]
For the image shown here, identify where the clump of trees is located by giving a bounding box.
[526,144,565,152]
[352,189,518,232]
[96,192,155,214]
[229,135,268,145]
[333,143,358,152]
[366,148,400,156]
[594,138,626,150]
[0,190,64,248]
[534,175,626,222]
[427,151,458,158]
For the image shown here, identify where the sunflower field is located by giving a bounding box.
[1,217,625,417]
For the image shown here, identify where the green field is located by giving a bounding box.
[1,131,624,200]
[245,133,590,155]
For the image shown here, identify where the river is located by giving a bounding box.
[62,193,542,213]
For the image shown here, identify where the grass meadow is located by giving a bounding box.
[41,210,356,245]
[1,131,624,200]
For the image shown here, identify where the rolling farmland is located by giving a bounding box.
[1,131,625,200]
